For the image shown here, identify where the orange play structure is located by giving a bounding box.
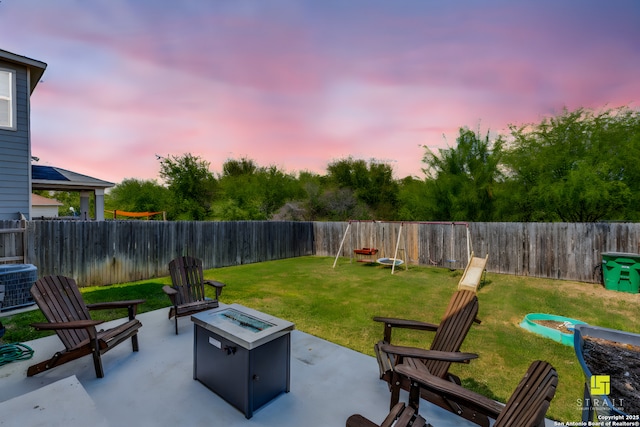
[105,210,166,220]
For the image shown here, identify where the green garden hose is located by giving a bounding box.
[0,343,34,367]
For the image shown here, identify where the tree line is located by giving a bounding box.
[41,106,640,222]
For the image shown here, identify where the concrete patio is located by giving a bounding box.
[0,307,544,427]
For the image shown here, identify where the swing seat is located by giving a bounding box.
[354,248,378,255]
[377,258,404,267]
[355,248,378,263]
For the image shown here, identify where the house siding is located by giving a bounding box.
[0,60,31,219]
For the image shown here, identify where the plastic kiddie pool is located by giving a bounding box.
[520,313,587,346]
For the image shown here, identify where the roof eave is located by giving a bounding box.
[32,179,114,191]
[0,48,47,93]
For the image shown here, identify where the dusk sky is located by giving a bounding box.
[2,1,639,184]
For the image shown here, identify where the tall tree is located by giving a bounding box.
[222,157,258,177]
[421,127,503,221]
[214,158,304,220]
[33,190,81,217]
[325,157,399,219]
[158,154,217,220]
[396,176,431,220]
[105,178,171,217]
[502,107,640,221]
[297,171,326,221]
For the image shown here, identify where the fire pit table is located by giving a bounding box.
[191,303,295,418]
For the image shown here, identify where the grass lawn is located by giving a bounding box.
[2,256,639,422]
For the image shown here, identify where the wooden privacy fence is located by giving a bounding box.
[315,221,640,283]
[22,220,314,286]
[0,220,27,264]
[2,220,640,286]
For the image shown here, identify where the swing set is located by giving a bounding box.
[332,220,473,275]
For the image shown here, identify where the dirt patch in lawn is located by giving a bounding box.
[556,280,640,303]
[533,319,575,334]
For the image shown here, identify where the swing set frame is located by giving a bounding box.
[332,220,473,275]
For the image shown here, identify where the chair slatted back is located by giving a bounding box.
[169,256,206,305]
[495,360,558,427]
[424,290,478,378]
[31,275,92,350]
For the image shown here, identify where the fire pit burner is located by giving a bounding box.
[216,309,274,333]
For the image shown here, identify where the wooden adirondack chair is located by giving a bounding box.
[162,256,225,334]
[401,360,557,427]
[28,275,145,378]
[457,252,489,292]
[373,290,481,421]
[346,402,426,427]
[348,360,557,427]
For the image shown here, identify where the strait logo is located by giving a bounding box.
[590,375,610,395]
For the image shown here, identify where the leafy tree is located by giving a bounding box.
[502,107,640,221]
[319,188,368,220]
[421,127,504,221]
[325,157,399,219]
[213,157,262,219]
[158,154,217,220]
[33,190,81,217]
[396,176,431,220]
[96,106,640,223]
[297,171,326,221]
[259,165,305,217]
[222,157,258,177]
[214,158,305,220]
[105,178,171,218]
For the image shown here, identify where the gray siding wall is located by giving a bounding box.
[0,61,31,220]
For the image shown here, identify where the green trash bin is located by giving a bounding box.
[601,252,640,293]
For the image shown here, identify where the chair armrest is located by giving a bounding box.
[31,319,104,331]
[373,316,439,343]
[87,299,145,320]
[86,299,146,310]
[373,316,439,331]
[379,343,478,363]
[395,364,503,419]
[162,285,178,296]
[204,280,225,298]
[347,402,407,427]
[204,280,225,289]
[162,286,178,306]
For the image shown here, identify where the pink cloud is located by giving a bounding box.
[4,1,640,184]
